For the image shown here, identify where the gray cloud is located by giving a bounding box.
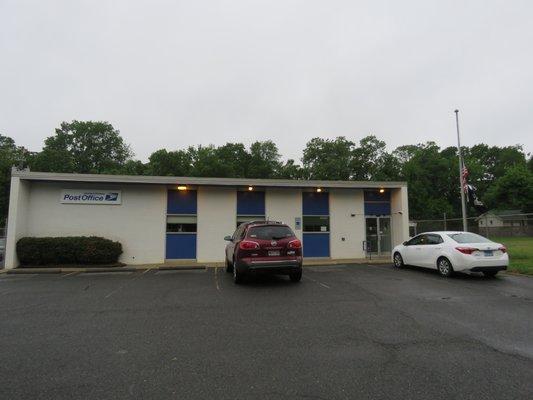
[1,0,532,162]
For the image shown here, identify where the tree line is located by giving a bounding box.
[1,120,532,224]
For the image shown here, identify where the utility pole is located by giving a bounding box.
[455,110,468,232]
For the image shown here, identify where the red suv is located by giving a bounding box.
[224,221,303,284]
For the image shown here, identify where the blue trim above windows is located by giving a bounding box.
[166,234,197,259]
[364,190,391,216]
[167,190,197,214]
[302,192,329,216]
[303,233,330,257]
[364,190,391,202]
[364,202,391,215]
[237,191,265,215]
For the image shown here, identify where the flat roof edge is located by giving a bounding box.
[12,170,407,189]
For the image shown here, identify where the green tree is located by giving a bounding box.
[401,142,456,219]
[277,159,305,179]
[485,164,533,213]
[30,121,132,173]
[180,143,251,178]
[213,143,250,177]
[246,141,281,178]
[120,160,148,175]
[302,137,354,180]
[0,135,30,223]
[147,149,192,176]
[351,135,389,180]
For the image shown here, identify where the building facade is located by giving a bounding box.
[4,170,409,268]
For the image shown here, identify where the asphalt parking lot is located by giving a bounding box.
[0,264,532,400]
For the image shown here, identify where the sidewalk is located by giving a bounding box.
[1,257,390,274]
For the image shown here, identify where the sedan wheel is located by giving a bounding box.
[393,253,404,268]
[437,257,454,277]
[225,257,233,273]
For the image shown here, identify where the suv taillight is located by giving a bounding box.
[288,239,302,249]
[239,240,260,250]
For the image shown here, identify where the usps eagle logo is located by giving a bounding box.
[105,193,119,201]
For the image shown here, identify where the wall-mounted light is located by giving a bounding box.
[316,188,322,193]
[248,186,254,191]
[177,185,187,191]
[379,188,385,194]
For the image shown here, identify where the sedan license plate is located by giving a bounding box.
[484,250,493,257]
[268,250,280,257]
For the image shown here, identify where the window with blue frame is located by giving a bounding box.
[364,189,391,216]
[302,192,330,257]
[166,189,197,259]
[236,191,265,227]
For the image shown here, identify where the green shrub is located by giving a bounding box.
[16,236,122,266]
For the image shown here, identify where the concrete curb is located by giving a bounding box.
[2,265,206,275]
[158,265,206,271]
[83,267,138,273]
[7,268,62,274]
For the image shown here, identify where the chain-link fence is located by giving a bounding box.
[410,213,533,239]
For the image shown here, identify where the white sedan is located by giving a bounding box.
[392,231,509,277]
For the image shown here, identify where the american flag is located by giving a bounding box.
[461,162,469,197]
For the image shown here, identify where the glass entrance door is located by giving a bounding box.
[365,217,379,255]
[379,217,391,254]
[365,216,391,256]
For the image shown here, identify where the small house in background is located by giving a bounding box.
[477,209,528,228]
[408,221,417,237]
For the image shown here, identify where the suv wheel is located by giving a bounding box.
[437,257,454,277]
[289,270,302,283]
[233,260,245,284]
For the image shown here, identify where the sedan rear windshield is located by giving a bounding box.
[447,233,491,243]
[247,225,294,240]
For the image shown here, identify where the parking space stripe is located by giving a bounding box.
[60,271,79,278]
[304,274,331,289]
[104,268,152,299]
[214,267,221,291]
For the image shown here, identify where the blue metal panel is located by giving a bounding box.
[167,190,197,214]
[364,202,391,215]
[364,190,391,201]
[303,233,330,257]
[237,191,265,215]
[166,234,197,259]
[302,192,329,215]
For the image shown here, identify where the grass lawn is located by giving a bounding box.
[492,237,533,275]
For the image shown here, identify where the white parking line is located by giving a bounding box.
[104,268,151,299]
[60,271,79,278]
[214,267,221,291]
[304,275,331,289]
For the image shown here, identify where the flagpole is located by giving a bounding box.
[454,109,468,232]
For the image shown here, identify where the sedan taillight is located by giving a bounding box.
[239,240,260,250]
[288,239,302,249]
[499,246,507,253]
[455,246,478,255]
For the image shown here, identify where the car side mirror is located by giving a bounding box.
[224,235,232,241]
[403,241,409,246]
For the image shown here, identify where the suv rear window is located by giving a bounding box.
[247,225,294,240]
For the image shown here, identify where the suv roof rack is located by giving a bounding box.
[245,220,285,225]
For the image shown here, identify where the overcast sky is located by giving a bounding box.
[1,0,532,162]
